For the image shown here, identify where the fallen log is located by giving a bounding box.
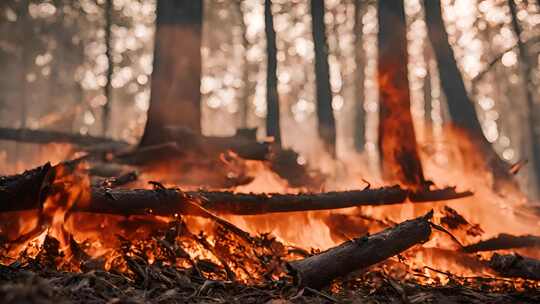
[463,234,540,253]
[0,180,472,215]
[0,127,128,150]
[489,253,540,280]
[114,142,185,165]
[195,186,408,215]
[288,211,433,289]
[0,163,54,211]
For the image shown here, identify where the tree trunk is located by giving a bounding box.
[139,0,203,147]
[378,0,426,189]
[236,1,250,129]
[508,0,540,191]
[264,0,281,146]
[353,0,366,152]
[311,0,336,157]
[424,0,514,185]
[102,0,113,136]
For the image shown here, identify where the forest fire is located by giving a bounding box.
[2,0,540,302]
[1,127,539,303]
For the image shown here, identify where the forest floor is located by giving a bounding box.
[1,260,539,304]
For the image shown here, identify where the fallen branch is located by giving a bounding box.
[489,253,540,280]
[0,163,54,211]
[288,211,433,289]
[463,234,540,253]
[0,127,129,150]
[195,186,408,215]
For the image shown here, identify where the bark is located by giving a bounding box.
[508,0,540,190]
[140,0,203,147]
[102,0,114,136]
[378,0,426,189]
[264,0,281,146]
[288,211,433,289]
[92,171,138,188]
[0,163,54,212]
[353,0,366,152]
[424,0,513,183]
[0,127,129,150]
[489,253,540,280]
[463,234,540,253]
[311,0,336,157]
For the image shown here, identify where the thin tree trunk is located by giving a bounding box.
[354,0,366,152]
[264,0,281,146]
[508,0,540,191]
[102,0,113,136]
[140,0,203,147]
[378,0,426,189]
[424,0,515,185]
[236,1,250,129]
[311,0,336,157]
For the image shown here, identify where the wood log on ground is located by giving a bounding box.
[0,163,54,211]
[196,186,408,215]
[288,211,433,289]
[0,127,128,150]
[489,253,540,280]
[0,182,472,215]
[463,234,540,253]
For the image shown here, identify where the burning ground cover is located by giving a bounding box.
[1,134,540,304]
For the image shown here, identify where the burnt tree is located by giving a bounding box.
[265,0,281,146]
[140,0,203,147]
[311,0,336,157]
[353,0,366,152]
[424,0,514,184]
[378,0,426,189]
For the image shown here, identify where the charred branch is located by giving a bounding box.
[463,234,540,253]
[489,253,540,280]
[0,163,54,211]
[288,211,433,289]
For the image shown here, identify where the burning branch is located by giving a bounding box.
[0,163,54,211]
[288,211,433,289]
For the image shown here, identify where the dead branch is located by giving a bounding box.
[288,211,433,289]
[0,163,54,211]
[92,171,138,188]
[489,253,540,280]
[463,234,540,253]
[0,127,129,150]
[195,186,408,215]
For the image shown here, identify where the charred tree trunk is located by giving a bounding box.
[378,0,426,189]
[311,0,336,157]
[265,0,281,146]
[354,0,366,152]
[424,0,514,184]
[508,0,540,190]
[102,0,114,136]
[140,0,203,147]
